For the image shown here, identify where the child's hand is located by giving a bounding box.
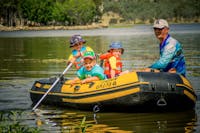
[81,79,87,84]
[69,80,75,85]
[74,51,83,58]
[68,77,81,85]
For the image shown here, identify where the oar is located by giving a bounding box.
[32,62,73,111]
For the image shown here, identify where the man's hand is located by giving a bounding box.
[134,68,160,72]
[168,68,176,73]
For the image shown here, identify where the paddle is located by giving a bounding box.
[32,62,73,111]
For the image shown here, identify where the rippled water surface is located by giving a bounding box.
[0,24,200,132]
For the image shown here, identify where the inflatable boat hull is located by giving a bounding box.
[30,72,196,111]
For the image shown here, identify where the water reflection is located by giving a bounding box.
[1,78,198,132]
[30,107,197,133]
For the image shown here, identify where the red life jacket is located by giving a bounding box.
[73,60,83,70]
[100,53,122,78]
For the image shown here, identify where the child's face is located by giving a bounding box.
[72,42,83,51]
[111,49,122,57]
[83,58,95,71]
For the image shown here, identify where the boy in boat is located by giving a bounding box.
[70,51,106,84]
[100,42,129,78]
[67,35,94,70]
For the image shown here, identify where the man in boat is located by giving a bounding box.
[143,19,186,76]
[67,35,94,70]
[100,42,129,78]
[69,51,106,84]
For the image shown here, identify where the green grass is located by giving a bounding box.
[0,110,40,133]
[74,116,93,133]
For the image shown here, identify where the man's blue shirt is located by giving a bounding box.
[150,35,186,76]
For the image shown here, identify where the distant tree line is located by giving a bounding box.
[0,0,102,26]
[0,0,199,27]
[103,0,200,23]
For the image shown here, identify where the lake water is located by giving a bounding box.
[0,24,200,132]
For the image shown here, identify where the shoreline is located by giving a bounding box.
[1,22,200,33]
[2,21,200,32]
[0,24,108,32]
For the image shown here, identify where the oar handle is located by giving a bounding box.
[62,62,73,75]
[32,77,60,111]
[32,62,73,111]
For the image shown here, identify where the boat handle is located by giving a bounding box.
[93,105,100,113]
[93,105,100,124]
[157,96,167,107]
[74,86,80,92]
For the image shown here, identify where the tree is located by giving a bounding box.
[103,0,200,23]
[0,0,18,26]
[53,0,97,26]
[20,0,54,25]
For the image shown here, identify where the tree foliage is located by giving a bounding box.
[53,0,97,26]
[0,0,199,27]
[20,0,54,25]
[103,0,200,22]
[0,0,99,26]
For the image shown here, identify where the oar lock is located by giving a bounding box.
[167,83,176,91]
[149,83,156,91]
[49,77,57,83]
[149,83,177,92]
[59,74,65,82]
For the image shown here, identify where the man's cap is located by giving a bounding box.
[153,19,169,29]
[83,51,96,60]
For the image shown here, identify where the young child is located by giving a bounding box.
[67,35,94,70]
[100,42,128,78]
[70,51,106,84]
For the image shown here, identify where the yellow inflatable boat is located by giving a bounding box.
[30,72,197,111]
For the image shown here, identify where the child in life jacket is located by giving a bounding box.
[67,35,94,70]
[70,51,106,84]
[100,42,128,78]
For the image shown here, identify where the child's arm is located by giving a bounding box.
[109,56,117,78]
[70,77,81,85]
[110,69,116,78]
[81,76,100,84]
[66,54,76,64]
